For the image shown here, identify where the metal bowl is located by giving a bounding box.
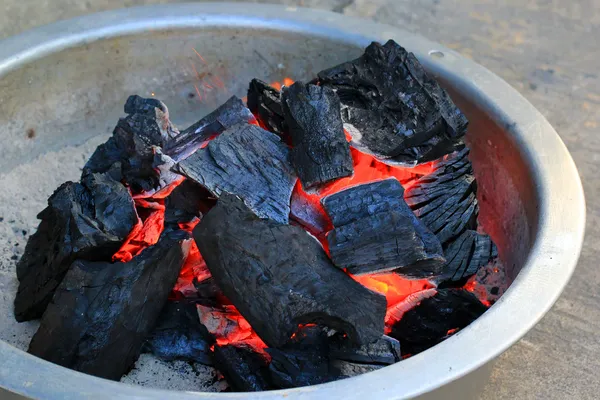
[0,3,585,399]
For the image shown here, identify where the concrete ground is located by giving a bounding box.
[2,1,599,398]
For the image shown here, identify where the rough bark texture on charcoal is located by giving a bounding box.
[212,344,272,392]
[281,81,353,188]
[194,194,387,348]
[322,178,445,277]
[165,96,255,162]
[176,124,297,224]
[27,230,190,380]
[317,40,468,165]
[437,230,497,285]
[14,173,138,321]
[389,288,488,355]
[143,301,213,366]
[84,95,179,193]
[329,334,401,365]
[247,79,286,135]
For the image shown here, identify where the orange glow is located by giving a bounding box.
[283,77,294,87]
[172,242,211,298]
[192,48,207,64]
[353,274,434,309]
[464,277,491,307]
[384,288,438,330]
[447,328,458,336]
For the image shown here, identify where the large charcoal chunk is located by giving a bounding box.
[176,124,297,224]
[212,344,272,392]
[389,288,487,355]
[84,95,179,193]
[282,82,353,188]
[164,179,212,227]
[322,178,444,277]
[247,79,286,135]
[194,194,387,348]
[317,40,468,165]
[165,96,255,162]
[143,302,213,365]
[329,335,401,365]
[27,231,191,380]
[437,230,497,285]
[14,174,138,321]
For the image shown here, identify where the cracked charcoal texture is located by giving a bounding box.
[282,81,353,188]
[389,288,488,355]
[176,123,297,224]
[437,230,497,285]
[317,40,468,165]
[14,173,138,321]
[84,95,179,193]
[27,230,190,380]
[143,301,213,366]
[212,344,272,392]
[322,178,445,277]
[194,194,387,348]
[247,79,286,135]
[165,96,255,162]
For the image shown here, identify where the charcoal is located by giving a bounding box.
[332,360,382,377]
[404,148,478,245]
[329,335,401,365]
[164,180,213,226]
[247,79,286,135]
[317,40,468,165]
[27,230,191,380]
[194,194,387,348]
[322,178,444,277]
[281,82,353,188]
[389,288,487,355]
[436,230,497,285]
[143,301,213,365]
[192,277,225,302]
[165,96,255,162]
[14,173,138,321]
[176,124,297,224]
[212,344,272,392]
[84,95,179,193]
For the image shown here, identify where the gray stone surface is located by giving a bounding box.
[2,0,598,398]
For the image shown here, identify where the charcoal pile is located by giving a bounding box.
[13,40,502,391]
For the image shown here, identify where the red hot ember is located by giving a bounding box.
[15,40,507,391]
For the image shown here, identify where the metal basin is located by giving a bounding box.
[0,3,585,399]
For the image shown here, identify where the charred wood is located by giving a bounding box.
[247,79,286,135]
[212,344,272,392]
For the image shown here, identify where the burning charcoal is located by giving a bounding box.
[322,178,444,277]
[329,335,401,365]
[212,344,272,392]
[176,124,297,224]
[389,288,488,355]
[14,174,138,321]
[247,79,286,135]
[404,148,478,245]
[193,277,225,302]
[332,360,382,377]
[84,95,179,193]
[164,180,213,226]
[27,230,191,380]
[165,96,255,162]
[281,82,353,188]
[317,40,468,165]
[143,302,213,365]
[194,194,387,347]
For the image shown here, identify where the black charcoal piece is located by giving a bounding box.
[322,178,444,277]
[14,173,138,321]
[176,124,297,224]
[165,96,255,162]
[194,194,386,348]
[332,360,382,378]
[27,230,190,380]
[389,288,487,355]
[212,344,272,392]
[247,79,286,135]
[329,335,401,365]
[282,82,353,188]
[436,230,497,285]
[192,277,225,303]
[317,40,468,165]
[143,302,213,365]
[84,95,179,193]
[164,180,212,226]
[404,148,478,245]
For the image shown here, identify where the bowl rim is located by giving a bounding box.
[0,3,585,399]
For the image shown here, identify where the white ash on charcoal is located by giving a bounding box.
[321,178,445,277]
[281,81,354,188]
[247,79,286,135]
[27,230,191,380]
[14,172,138,321]
[389,288,488,356]
[176,123,297,224]
[316,40,468,166]
[328,334,401,365]
[194,194,387,348]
